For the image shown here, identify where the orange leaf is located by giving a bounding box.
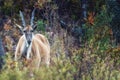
[4,24,12,31]
[87,12,95,25]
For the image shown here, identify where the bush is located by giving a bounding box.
[36,20,45,32]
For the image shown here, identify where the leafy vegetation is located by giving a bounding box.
[37,20,45,32]
[1,34,120,80]
[0,0,120,80]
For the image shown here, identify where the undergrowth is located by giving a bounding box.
[0,5,120,80]
[0,31,120,80]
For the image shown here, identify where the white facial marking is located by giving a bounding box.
[23,34,29,47]
[26,33,34,59]
[26,42,32,59]
[20,35,27,54]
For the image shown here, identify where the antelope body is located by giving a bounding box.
[14,9,50,68]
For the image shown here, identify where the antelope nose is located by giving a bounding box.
[28,41,31,45]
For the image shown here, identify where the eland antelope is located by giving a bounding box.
[14,8,50,68]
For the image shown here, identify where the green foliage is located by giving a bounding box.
[0,0,13,15]
[85,5,112,57]
[1,47,120,80]
[95,5,112,27]
[36,20,45,32]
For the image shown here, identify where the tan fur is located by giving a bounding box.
[15,33,50,68]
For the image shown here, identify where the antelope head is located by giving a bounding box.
[16,8,37,47]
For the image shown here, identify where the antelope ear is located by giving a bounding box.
[15,23,22,29]
[33,24,37,31]
[15,23,24,34]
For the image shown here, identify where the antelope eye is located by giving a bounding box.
[30,30,34,32]
[23,30,26,33]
